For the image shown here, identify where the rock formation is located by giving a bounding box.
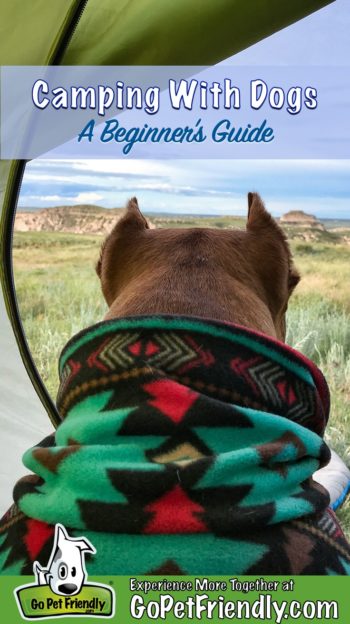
[279,210,325,230]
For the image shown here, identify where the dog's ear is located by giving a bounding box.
[245,193,300,335]
[96,197,148,279]
[96,197,150,305]
[116,197,150,231]
[247,192,281,235]
[246,192,300,292]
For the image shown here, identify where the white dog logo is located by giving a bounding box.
[33,523,95,596]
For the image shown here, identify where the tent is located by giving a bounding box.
[0,0,337,514]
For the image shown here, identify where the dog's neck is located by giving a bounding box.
[104,267,279,339]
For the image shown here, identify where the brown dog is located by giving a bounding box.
[96,192,300,338]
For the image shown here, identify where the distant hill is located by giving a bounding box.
[15,205,125,235]
[279,210,349,244]
[14,205,350,244]
[280,210,324,230]
[15,205,247,233]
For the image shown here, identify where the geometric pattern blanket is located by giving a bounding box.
[1,315,350,575]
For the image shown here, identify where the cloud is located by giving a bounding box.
[22,191,103,204]
[24,194,66,202]
[20,158,350,218]
[70,159,171,178]
[73,192,103,203]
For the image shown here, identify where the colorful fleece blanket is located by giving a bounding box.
[1,316,350,575]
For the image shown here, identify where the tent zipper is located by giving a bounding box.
[51,0,90,65]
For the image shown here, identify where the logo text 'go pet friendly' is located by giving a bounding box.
[14,524,115,619]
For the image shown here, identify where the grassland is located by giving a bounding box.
[12,221,350,535]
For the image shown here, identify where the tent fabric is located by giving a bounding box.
[0,295,48,515]
[0,160,51,515]
[0,0,334,66]
[0,0,76,65]
[62,0,335,66]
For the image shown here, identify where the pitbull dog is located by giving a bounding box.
[96,192,300,336]
[33,524,95,596]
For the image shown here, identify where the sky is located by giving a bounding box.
[19,0,350,219]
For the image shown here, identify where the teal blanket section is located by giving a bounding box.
[19,315,331,536]
[2,315,349,576]
[19,396,326,532]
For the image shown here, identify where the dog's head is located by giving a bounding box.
[96,193,299,341]
[36,524,95,596]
